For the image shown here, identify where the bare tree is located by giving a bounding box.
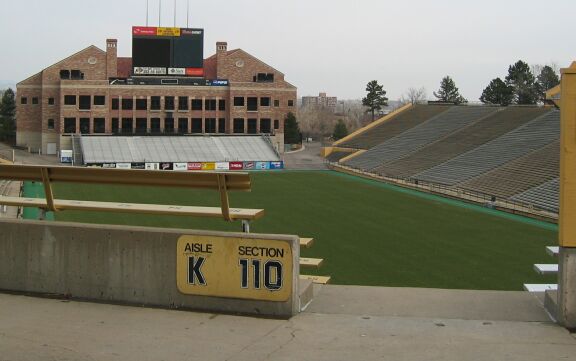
[399,87,427,105]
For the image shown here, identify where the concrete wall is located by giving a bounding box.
[0,219,300,318]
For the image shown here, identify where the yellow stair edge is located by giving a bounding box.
[300,237,314,248]
[300,275,331,284]
[300,258,323,268]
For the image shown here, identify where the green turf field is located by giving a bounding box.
[36,170,556,290]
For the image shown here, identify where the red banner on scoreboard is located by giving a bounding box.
[132,26,158,36]
[185,68,204,77]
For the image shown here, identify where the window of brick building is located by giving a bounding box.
[164,118,174,133]
[191,118,202,133]
[71,70,84,80]
[205,118,216,133]
[151,96,161,110]
[79,96,91,110]
[48,97,55,105]
[233,97,244,107]
[64,118,76,133]
[218,118,226,133]
[260,97,270,107]
[274,119,280,129]
[47,119,55,130]
[164,96,175,110]
[205,99,217,111]
[260,118,271,134]
[60,70,70,79]
[94,96,106,106]
[136,98,147,110]
[288,100,294,107]
[218,99,226,111]
[178,96,189,110]
[64,95,76,106]
[80,118,90,134]
[247,119,257,134]
[32,97,39,105]
[122,98,133,110]
[274,99,279,107]
[247,97,258,111]
[122,118,133,134]
[178,118,188,133]
[233,118,244,134]
[112,98,119,110]
[151,118,160,133]
[20,97,27,105]
[191,99,203,110]
[93,118,105,133]
[135,118,147,134]
[112,118,119,133]
[255,73,274,82]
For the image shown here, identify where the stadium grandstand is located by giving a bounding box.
[324,104,560,217]
[77,134,282,170]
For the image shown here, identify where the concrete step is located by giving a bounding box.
[546,246,559,257]
[523,284,558,292]
[299,237,314,248]
[544,290,558,322]
[534,264,558,275]
[300,275,331,284]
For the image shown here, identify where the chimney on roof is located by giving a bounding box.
[106,39,118,79]
[216,42,228,79]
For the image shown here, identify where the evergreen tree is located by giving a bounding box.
[332,119,348,141]
[505,60,538,104]
[480,78,514,106]
[283,112,301,144]
[0,88,16,141]
[362,80,388,121]
[433,76,467,104]
[536,65,560,101]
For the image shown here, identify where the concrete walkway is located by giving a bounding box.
[1,285,574,361]
[283,141,327,170]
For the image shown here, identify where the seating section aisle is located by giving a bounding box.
[511,178,560,213]
[460,140,559,199]
[326,151,354,163]
[345,106,499,171]
[414,110,560,186]
[372,107,549,178]
[337,105,451,150]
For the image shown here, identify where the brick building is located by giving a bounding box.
[301,92,337,112]
[16,38,297,154]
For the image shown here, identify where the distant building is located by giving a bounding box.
[16,28,297,155]
[302,92,337,112]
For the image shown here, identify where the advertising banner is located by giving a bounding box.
[173,163,188,171]
[244,161,255,170]
[60,150,73,163]
[229,162,244,170]
[180,28,203,36]
[103,163,116,169]
[176,235,293,301]
[132,26,158,36]
[209,79,229,86]
[269,161,283,170]
[160,162,173,171]
[168,68,186,75]
[131,163,145,169]
[215,162,229,171]
[256,162,270,170]
[187,162,202,171]
[185,68,204,76]
[134,67,167,75]
[145,163,160,170]
[201,162,215,171]
[157,27,181,36]
[116,163,131,170]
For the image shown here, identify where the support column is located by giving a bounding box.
[557,62,576,328]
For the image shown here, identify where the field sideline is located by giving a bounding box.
[40,170,556,290]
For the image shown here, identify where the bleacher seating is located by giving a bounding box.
[326,151,353,163]
[337,105,451,150]
[345,106,500,171]
[414,110,560,185]
[511,178,560,213]
[373,107,549,178]
[460,140,559,198]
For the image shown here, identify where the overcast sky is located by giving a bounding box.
[0,0,573,101]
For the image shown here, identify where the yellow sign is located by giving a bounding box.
[176,235,293,301]
[201,162,215,171]
[157,27,181,36]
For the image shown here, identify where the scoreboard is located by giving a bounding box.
[132,26,204,77]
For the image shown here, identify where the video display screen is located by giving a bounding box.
[132,38,172,68]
